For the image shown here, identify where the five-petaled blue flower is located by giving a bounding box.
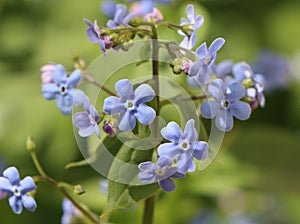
[103,79,156,131]
[73,96,101,138]
[179,4,204,50]
[158,119,208,173]
[138,156,185,192]
[0,167,37,214]
[232,62,265,108]
[42,64,82,116]
[107,4,136,29]
[201,79,251,131]
[188,37,225,85]
[83,19,106,55]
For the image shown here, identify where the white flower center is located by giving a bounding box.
[13,186,21,197]
[181,141,190,151]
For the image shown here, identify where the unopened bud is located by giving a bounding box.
[26,136,36,151]
[74,185,85,195]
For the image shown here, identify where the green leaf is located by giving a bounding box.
[107,142,159,209]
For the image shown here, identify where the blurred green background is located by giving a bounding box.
[0,0,300,223]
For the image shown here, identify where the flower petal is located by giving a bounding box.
[9,195,23,214]
[215,110,233,131]
[192,141,208,160]
[134,84,155,105]
[56,94,73,116]
[138,171,156,184]
[226,83,245,101]
[157,143,180,159]
[230,101,251,120]
[118,110,136,131]
[3,167,20,186]
[103,96,124,115]
[158,178,176,192]
[208,37,225,54]
[183,119,197,142]
[160,121,182,143]
[0,177,13,193]
[135,104,156,125]
[66,69,81,89]
[208,79,225,101]
[138,162,155,171]
[186,4,195,22]
[200,101,221,119]
[170,172,186,179]
[19,177,36,194]
[195,42,208,59]
[78,126,95,137]
[73,112,90,129]
[42,84,60,100]
[178,158,195,173]
[52,64,67,85]
[115,79,134,99]
[21,194,37,212]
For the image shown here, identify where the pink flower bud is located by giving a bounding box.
[0,190,7,200]
[41,63,56,84]
[144,8,163,22]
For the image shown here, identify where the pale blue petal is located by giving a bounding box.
[135,104,156,125]
[188,60,203,77]
[134,84,155,105]
[196,42,208,59]
[200,101,221,119]
[226,83,245,101]
[73,89,87,107]
[230,101,251,120]
[3,167,20,185]
[21,194,37,212]
[115,79,134,100]
[158,178,176,192]
[73,112,90,129]
[138,162,155,171]
[66,69,81,88]
[186,4,195,22]
[208,79,225,101]
[9,196,23,214]
[215,110,233,131]
[178,158,195,173]
[194,15,204,29]
[52,64,67,84]
[56,94,73,116]
[118,110,136,131]
[192,141,208,160]
[42,84,60,100]
[0,177,13,193]
[103,96,124,115]
[19,177,36,194]
[160,121,182,143]
[138,171,156,184]
[170,172,186,179]
[208,37,225,54]
[78,126,95,137]
[183,119,197,142]
[158,143,180,158]
[179,36,190,49]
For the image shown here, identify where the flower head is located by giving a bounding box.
[188,38,225,85]
[201,79,251,131]
[42,64,82,116]
[73,96,101,138]
[0,167,37,214]
[83,19,106,55]
[103,79,156,131]
[138,156,185,192]
[179,4,204,50]
[158,119,208,173]
[107,4,136,29]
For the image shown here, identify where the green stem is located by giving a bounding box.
[33,176,100,224]
[83,73,116,96]
[30,151,47,177]
[143,195,156,224]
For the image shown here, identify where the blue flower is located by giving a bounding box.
[138,157,185,192]
[83,19,106,55]
[128,0,171,15]
[0,167,37,214]
[188,38,225,85]
[179,4,204,50]
[42,64,82,116]
[158,119,208,173]
[201,79,251,131]
[107,4,136,29]
[232,62,265,108]
[73,96,101,138]
[101,1,117,18]
[61,198,80,224]
[103,79,156,131]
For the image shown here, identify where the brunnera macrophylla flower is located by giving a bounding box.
[201,79,251,132]
[73,96,101,138]
[188,37,225,86]
[83,19,106,55]
[138,156,185,192]
[0,167,37,214]
[103,79,156,131]
[107,4,136,29]
[158,119,208,173]
[42,64,83,116]
[178,4,204,50]
[232,62,266,108]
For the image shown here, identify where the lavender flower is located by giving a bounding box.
[83,19,106,55]
[0,167,37,214]
[42,64,82,116]
[178,4,204,50]
[201,79,251,131]
[232,62,265,108]
[129,0,171,15]
[101,0,117,18]
[107,4,136,29]
[73,96,101,138]
[158,119,208,173]
[138,157,185,192]
[188,38,225,85]
[103,79,156,131]
[61,198,80,224]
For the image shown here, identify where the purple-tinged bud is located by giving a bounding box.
[181,60,193,74]
[0,190,7,200]
[103,122,117,137]
[144,8,163,22]
[41,63,56,84]
[104,36,113,49]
